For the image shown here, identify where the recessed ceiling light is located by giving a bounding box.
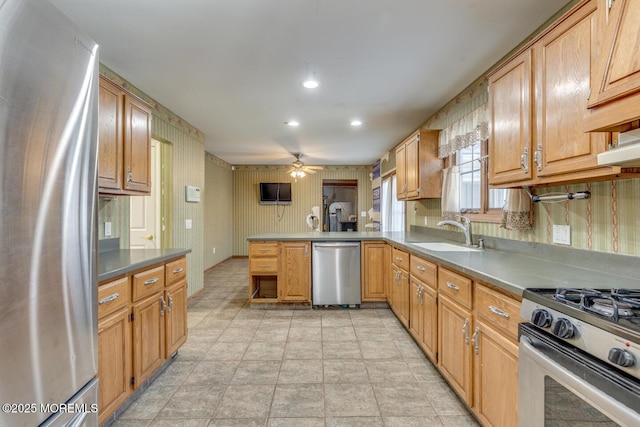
[301,79,319,89]
[350,120,363,126]
[285,120,300,127]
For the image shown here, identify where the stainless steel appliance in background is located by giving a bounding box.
[519,288,640,426]
[0,0,99,425]
[312,242,361,306]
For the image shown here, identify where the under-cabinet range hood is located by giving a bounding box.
[597,128,640,167]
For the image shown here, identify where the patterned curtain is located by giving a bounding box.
[438,102,489,158]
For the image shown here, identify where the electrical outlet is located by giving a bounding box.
[104,221,112,237]
[552,225,571,245]
[185,219,192,229]
[212,247,216,254]
[361,211,367,218]
[423,217,428,226]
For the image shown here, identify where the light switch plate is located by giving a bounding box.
[552,224,571,245]
[185,219,192,229]
[104,221,112,237]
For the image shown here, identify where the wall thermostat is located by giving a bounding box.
[185,185,201,203]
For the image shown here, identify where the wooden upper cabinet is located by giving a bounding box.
[396,130,442,200]
[488,49,533,186]
[586,0,640,131]
[98,77,124,190]
[98,75,152,195]
[534,0,611,179]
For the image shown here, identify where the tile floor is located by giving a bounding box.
[112,258,480,427]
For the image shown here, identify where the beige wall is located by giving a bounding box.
[204,153,234,269]
[233,165,373,256]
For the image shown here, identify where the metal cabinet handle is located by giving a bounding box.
[533,144,542,171]
[160,296,166,316]
[471,327,480,354]
[99,292,120,305]
[416,265,426,272]
[608,0,615,10]
[488,305,510,319]
[126,166,132,183]
[417,286,424,305]
[167,292,173,313]
[462,318,470,345]
[172,267,184,274]
[258,248,270,252]
[395,270,401,285]
[395,257,403,262]
[144,278,159,286]
[446,281,460,291]
[258,264,272,269]
[520,147,529,174]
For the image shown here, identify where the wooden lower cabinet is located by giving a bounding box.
[390,265,410,328]
[361,241,389,301]
[409,277,438,363]
[165,279,188,355]
[97,307,131,425]
[438,295,473,406]
[473,320,519,427]
[278,241,311,302]
[133,292,165,387]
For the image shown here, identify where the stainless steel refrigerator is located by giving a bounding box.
[0,0,99,425]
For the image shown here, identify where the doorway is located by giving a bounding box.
[322,179,358,232]
[130,139,162,249]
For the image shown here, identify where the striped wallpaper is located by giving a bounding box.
[204,153,234,269]
[233,165,373,256]
[407,179,640,256]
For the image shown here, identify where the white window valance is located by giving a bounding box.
[438,102,489,159]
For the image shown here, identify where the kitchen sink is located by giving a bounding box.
[411,242,481,252]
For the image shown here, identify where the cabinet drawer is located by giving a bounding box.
[438,267,472,309]
[250,257,278,274]
[250,242,279,257]
[132,265,165,301]
[165,257,187,285]
[98,277,130,319]
[410,255,437,287]
[476,284,522,341]
[391,247,410,271]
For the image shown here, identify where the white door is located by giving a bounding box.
[130,139,161,249]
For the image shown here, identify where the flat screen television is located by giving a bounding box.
[259,182,292,205]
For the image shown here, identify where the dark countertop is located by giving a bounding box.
[248,230,640,297]
[98,248,191,283]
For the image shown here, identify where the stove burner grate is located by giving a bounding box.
[552,287,640,323]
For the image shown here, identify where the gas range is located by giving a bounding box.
[521,287,640,380]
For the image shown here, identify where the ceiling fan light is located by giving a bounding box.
[301,79,319,89]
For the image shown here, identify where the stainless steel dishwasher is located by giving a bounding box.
[312,241,361,306]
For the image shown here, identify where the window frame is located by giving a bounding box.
[449,139,503,223]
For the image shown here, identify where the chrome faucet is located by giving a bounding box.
[436,215,473,246]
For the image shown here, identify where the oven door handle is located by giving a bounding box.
[519,336,640,427]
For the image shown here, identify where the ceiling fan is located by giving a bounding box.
[287,153,323,179]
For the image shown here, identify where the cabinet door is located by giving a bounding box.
[473,321,519,427]
[123,94,152,193]
[535,0,610,179]
[396,143,407,200]
[391,266,409,328]
[409,279,424,343]
[438,295,473,405]
[133,292,165,387]
[278,242,311,302]
[165,280,188,356]
[589,0,640,108]
[361,242,388,301]
[98,76,123,190]
[405,134,420,198]
[489,49,533,186]
[421,283,438,364]
[98,307,131,424]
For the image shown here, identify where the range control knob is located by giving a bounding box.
[552,318,575,339]
[608,348,635,368]
[531,309,552,327]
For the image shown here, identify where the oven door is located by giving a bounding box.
[519,323,640,427]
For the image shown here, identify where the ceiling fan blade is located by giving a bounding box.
[304,169,318,174]
[305,166,324,170]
